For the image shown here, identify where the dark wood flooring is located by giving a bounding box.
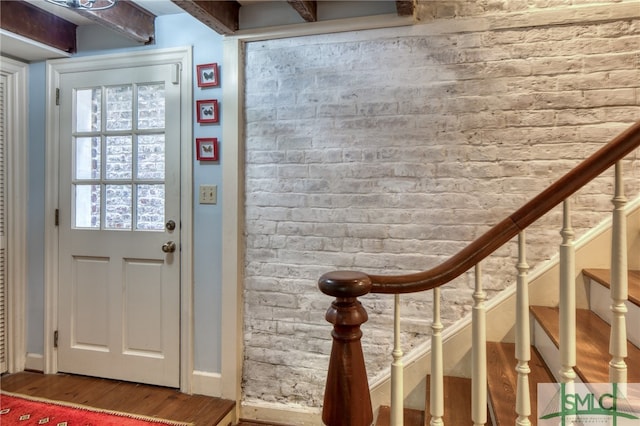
[1,371,235,425]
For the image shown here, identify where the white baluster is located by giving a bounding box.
[430,287,444,426]
[610,161,628,384]
[472,264,487,426]
[515,232,531,426]
[391,294,404,426]
[559,200,578,425]
[559,200,577,385]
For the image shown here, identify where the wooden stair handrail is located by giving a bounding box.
[318,120,640,426]
[320,120,640,295]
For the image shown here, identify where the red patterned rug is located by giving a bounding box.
[0,391,193,425]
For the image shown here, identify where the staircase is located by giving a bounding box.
[318,120,640,426]
[373,269,640,426]
[490,268,640,425]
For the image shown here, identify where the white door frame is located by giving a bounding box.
[44,46,194,393]
[219,14,414,412]
[0,56,29,374]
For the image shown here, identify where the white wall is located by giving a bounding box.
[241,1,640,410]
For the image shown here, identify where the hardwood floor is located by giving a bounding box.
[1,371,235,425]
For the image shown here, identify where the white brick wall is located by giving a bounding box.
[417,0,626,20]
[242,4,640,409]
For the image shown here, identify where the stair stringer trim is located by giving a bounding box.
[369,196,640,412]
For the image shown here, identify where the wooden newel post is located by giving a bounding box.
[319,271,373,426]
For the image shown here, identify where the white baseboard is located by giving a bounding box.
[191,370,222,397]
[241,401,322,426]
[24,353,44,372]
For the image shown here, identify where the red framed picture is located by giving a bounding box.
[196,63,219,87]
[196,99,219,124]
[196,138,218,161]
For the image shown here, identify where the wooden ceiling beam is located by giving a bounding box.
[287,0,317,22]
[396,0,415,17]
[74,0,155,44]
[0,0,77,53]
[171,0,240,35]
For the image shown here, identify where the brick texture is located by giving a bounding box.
[242,4,640,409]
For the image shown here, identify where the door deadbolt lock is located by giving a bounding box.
[166,220,176,231]
[162,241,176,253]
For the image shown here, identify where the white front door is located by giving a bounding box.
[57,63,181,387]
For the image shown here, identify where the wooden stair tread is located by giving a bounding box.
[583,268,640,307]
[530,306,640,383]
[377,376,475,425]
[375,405,424,426]
[425,375,475,425]
[486,341,555,425]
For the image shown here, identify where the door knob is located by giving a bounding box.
[162,241,176,253]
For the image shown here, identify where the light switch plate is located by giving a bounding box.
[199,185,217,204]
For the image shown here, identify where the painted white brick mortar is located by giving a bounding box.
[242,5,640,409]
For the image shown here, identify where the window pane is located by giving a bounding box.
[75,184,100,228]
[137,135,165,180]
[76,88,101,132]
[137,184,164,230]
[106,85,132,131]
[106,136,132,180]
[105,185,132,229]
[137,83,165,129]
[75,137,101,180]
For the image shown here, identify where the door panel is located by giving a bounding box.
[123,258,164,355]
[72,256,109,350]
[57,63,180,387]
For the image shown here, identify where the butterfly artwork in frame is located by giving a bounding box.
[196,138,218,161]
[197,63,219,87]
[196,99,219,124]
